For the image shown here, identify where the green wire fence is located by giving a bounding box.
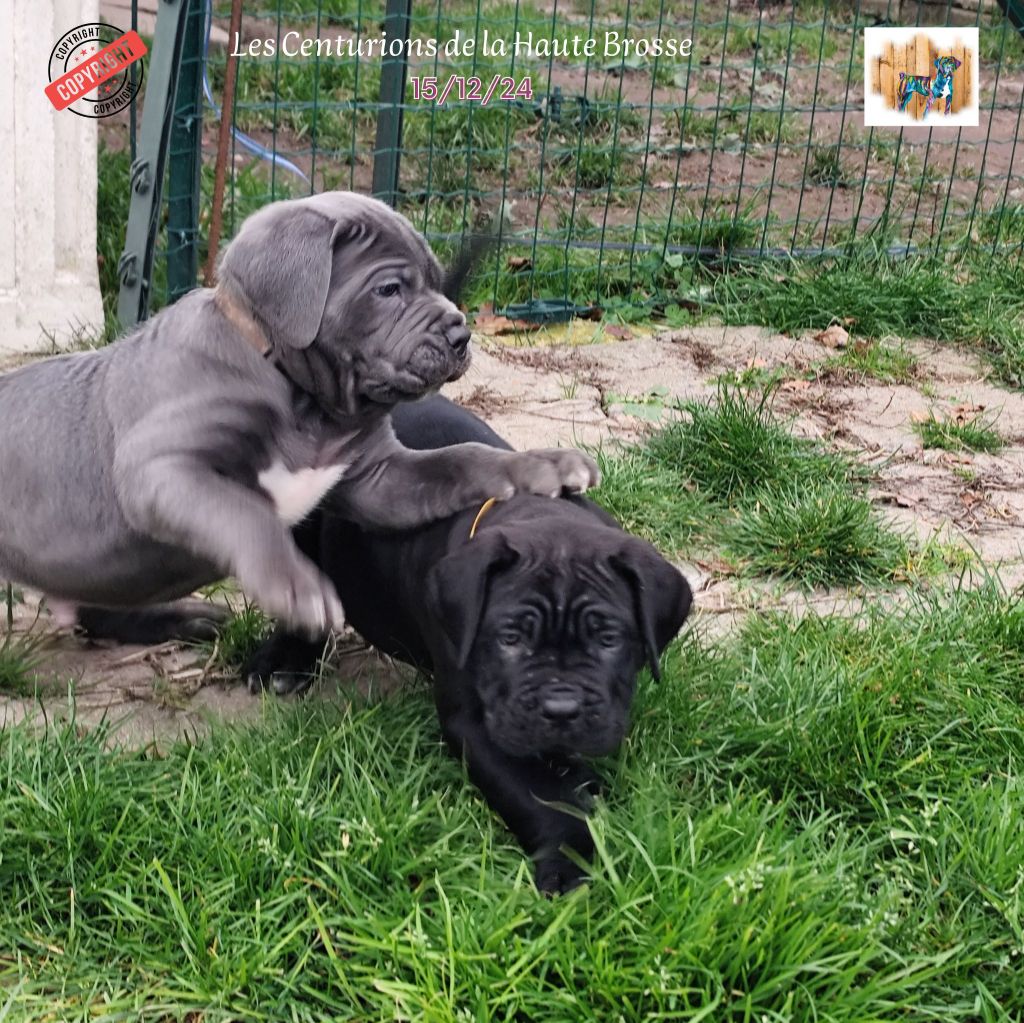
[118,0,1024,327]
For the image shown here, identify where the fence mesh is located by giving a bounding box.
[145,0,1023,319]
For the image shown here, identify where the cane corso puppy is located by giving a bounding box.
[0,192,597,639]
[246,395,692,893]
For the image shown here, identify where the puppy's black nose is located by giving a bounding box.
[542,695,582,722]
[443,311,471,354]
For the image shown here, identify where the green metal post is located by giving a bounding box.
[116,0,191,329]
[166,0,205,303]
[371,0,413,207]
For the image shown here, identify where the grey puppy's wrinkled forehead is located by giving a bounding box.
[215,190,445,353]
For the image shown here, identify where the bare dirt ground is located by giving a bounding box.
[2,324,1022,746]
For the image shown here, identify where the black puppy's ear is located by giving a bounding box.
[426,531,519,670]
[609,539,692,681]
[218,206,352,350]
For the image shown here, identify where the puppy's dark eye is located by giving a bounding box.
[585,611,621,648]
[374,282,401,298]
[499,630,521,647]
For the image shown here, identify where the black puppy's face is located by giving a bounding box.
[429,524,692,760]
[470,561,645,757]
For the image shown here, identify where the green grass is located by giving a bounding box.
[703,255,1024,388]
[913,411,1005,454]
[647,381,853,503]
[820,337,918,385]
[591,442,711,553]
[724,481,911,588]
[96,144,135,338]
[207,602,273,672]
[3,585,1024,1019]
[591,382,930,589]
[0,630,47,696]
[807,144,848,188]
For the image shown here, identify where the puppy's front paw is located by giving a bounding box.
[507,448,601,498]
[244,629,324,696]
[534,849,589,896]
[240,547,344,637]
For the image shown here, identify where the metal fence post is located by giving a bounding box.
[166,0,205,303]
[116,0,191,329]
[371,0,413,208]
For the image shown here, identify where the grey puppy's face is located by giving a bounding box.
[216,191,471,411]
[320,217,471,406]
[428,526,693,759]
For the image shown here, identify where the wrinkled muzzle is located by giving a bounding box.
[482,674,631,759]
[356,295,472,405]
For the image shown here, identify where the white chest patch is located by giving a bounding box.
[258,460,348,526]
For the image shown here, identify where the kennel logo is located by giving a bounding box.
[864,27,978,127]
[45,22,146,117]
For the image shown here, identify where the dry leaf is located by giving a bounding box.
[473,313,538,336]
[781,378,811,391]
[875,491,920,508]
[951,402,984,424]
[813,324,850,349]
[695,556,736,576]
[746,357,769,369]
[605,325,633,340]
[506,256,532,272]
[909,410,931,423]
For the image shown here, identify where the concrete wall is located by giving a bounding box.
[0,0,105,354]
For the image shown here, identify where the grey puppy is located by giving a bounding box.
[0,192,598,635]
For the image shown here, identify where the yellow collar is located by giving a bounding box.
[468,497,498,539]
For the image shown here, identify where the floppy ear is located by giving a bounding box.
[954,57,962,69]
[426,532,520,670]
[609,539,692,681]
[218,205,350,350]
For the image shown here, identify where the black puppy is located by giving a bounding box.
[247,395,692,893]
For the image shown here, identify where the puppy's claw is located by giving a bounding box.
[562,458,600,494]
[505,448,600,500]
[246,669,315,697]
[534,851,588,896]
[273,670,316,696]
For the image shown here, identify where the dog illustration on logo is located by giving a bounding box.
[898,55,962,117]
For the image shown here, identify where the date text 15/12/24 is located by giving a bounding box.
[410,75,533,105]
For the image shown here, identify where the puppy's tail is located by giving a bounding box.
[442,216,505,304]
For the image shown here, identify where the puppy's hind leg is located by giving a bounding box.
[76,601,230,645]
